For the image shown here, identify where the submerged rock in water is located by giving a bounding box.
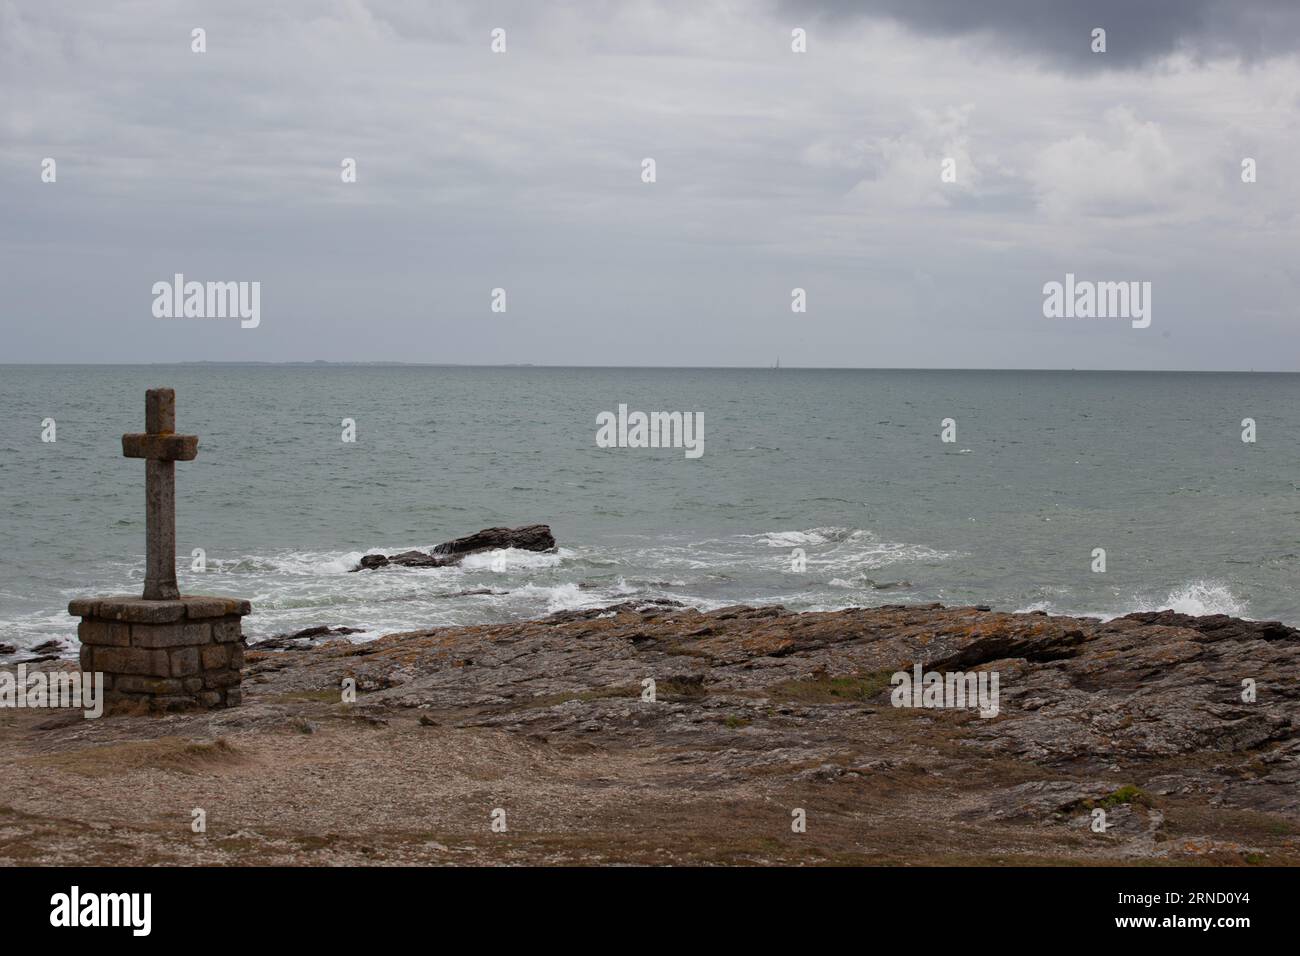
[864,578,913,590]
[353,524,557,571]
[432,524,556,557]
[358,550,449,571]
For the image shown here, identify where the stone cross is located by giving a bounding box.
[122,388,198,601]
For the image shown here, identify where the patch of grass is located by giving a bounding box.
[105,697,154,718]
[28,736,242,777]
[274,689,343,704]
[1069,785,1152,813]
[180,738,236,759]
[662,643,715,660]
[1097,785,1150,809]
[658,676,707,701]
[293,834,343,853]
[769,671,895,705]
[723,715,751,729]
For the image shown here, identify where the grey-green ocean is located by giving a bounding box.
[2,366,1297,655]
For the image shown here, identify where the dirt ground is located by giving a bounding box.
[3,602,1298,865]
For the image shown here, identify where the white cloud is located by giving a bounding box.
[1029,107,1202,219]
[0,0,1298,369]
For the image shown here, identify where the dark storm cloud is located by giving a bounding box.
[779,0,1300,68]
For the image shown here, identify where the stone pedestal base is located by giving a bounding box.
[68,595,250,711]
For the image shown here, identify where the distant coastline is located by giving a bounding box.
[0,363,1296,373]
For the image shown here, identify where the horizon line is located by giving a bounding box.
[0,362,1295,374]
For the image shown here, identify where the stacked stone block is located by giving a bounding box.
[69,595,250,710]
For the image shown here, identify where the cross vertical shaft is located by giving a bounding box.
[123,388,198,601]
[144,389,178,600]
[145,457,178,599]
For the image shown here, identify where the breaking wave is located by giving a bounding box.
[1143,580,1248,618]
[1016,580,1249,622]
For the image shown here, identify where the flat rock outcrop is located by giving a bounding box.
[3,602,1298,865]
[252,625,364,650]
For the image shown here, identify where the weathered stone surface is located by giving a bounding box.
[120,433,198,461]
[149,695,198,712]
[212,617,243,643]
[73,597,247,627]
[242,600,1300,827]
[432,524,556,557]
[200,644,230,670]
[1122,610,1297,643]
[77,619,130,647]
[252,625,362,650]
[145,386,174,434]
[354,524,557,571]
[119,390,193,600]
[81,597,186,624]
[143,457,179,600]
[92,646,169,677]
[356,550,450,571]
[112,674,183,695]
[182,596,250,619]
[128,621,209,649]
[8,600,1300,865]
[202,669,241,689]
[70,602,247,709]
[169,647,201,677]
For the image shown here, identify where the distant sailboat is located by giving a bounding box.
[773,357,780,369]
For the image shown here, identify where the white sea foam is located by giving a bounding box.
[746,528,950,569]
[814,542,950,572]
[21,528,1254,663]
[1015,580,1249,621]
[459,547,566,571]
[1014,600,1055,615]
[748,527,863,548]
[827,575,916,591]
[213,550,367,576]
[1147,581,1248,618]
[511,582,605,614]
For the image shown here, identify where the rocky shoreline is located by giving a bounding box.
[2,600,1298,865]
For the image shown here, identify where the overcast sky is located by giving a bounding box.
[2,0,1298,369]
